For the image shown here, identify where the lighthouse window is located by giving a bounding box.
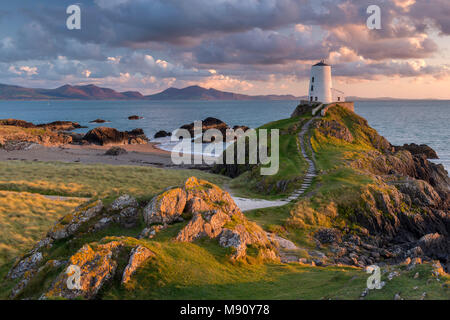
[311,85,314,91]
[338,97,341,101]
[315,97,318,101]
[312,77,314,83]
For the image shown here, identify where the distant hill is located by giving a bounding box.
[145,85,299,101]
[0,83,299,101]
[0,83,141,100]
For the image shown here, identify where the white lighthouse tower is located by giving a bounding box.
[308,60,333,104]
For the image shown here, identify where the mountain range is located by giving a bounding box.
[0,84,299,101]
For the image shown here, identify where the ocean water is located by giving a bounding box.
[0,100,448,170]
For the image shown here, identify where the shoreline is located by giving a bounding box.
[0,142,218,170]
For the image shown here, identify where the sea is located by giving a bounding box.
[0,100,448,171]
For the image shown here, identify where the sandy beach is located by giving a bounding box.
[0,142,177,168]
[0,142,220,170]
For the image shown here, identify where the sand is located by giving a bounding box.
[0,143,177,168]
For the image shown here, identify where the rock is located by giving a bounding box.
[128,115,143,120]
[114,206,140,228]
[414,272,420,279]
[7,252,43,280]
[139,224,167,239]
[1,140,35,151]
[314,119,354,143]
[420,292,427,300]
[154,130,171,138]
[394,293,402,300]
[0,119,36,128]
[37,121,85,132]
[143,188,187,225]
[171,177,276,260]
[388,271,400,281]
[122,246,154,285]
[111,194,138,211]
[46,241,124,300]
[314,228,342,244]
[83,127,149,145]
[176,211,230,242]
[418,233,450,263]
[93,217,113,231]
[89,119,107,123]
[394,143,439,159]
[47,200,104,240]
[105,146,128,156]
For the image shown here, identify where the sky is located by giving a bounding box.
[0,0,450,99]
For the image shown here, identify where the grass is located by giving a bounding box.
[0,191,84,267]
[0,161,230,198]
[0,160,229,268]
[229,116,309,199]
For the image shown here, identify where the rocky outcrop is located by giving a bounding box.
[47,200,104,240]
[128,115,143,120]
[173,117,250,142]
[144,188,187,225]
[89,119,107,123]
[82,127,148,145]
[314,119,354,143]
[0,119,85,131]
[37,121,85,132]
[46,241,125,299]
[122,246,154,285]
[394,143,439,159]
[174,177,275,259]
[0,119,36,128]
[154,130,171,138]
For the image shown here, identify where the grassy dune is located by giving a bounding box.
[0,160,229,267]
[0,191,84,265]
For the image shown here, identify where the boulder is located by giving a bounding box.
[82,127,148,145]
[111,194,138,211]
[46,241,124,300]
[394,143,439,159]
[89,119,107,123]
[122,245,154,285]
[0,119,35,128]
[7,252,43,280]
[105,146,128,156]
[37,121,85,132]
[143,188,187,225]
[128,115,143,120]
[47,200,104,240]
[154,130,171,138]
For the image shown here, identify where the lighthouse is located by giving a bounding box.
[308,61,332,103]
[308,61,345,104]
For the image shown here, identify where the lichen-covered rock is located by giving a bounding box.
[46,241,124,300]
[115,206,140,228]
[176,210,231,242]
[143,188,186,225]
[111,194,138,211]
[7,251,43,280]
[122,246,154,285]
[218,224,273,260]
[47,200,104,240]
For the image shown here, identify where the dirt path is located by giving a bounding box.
[231,116,318,211]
